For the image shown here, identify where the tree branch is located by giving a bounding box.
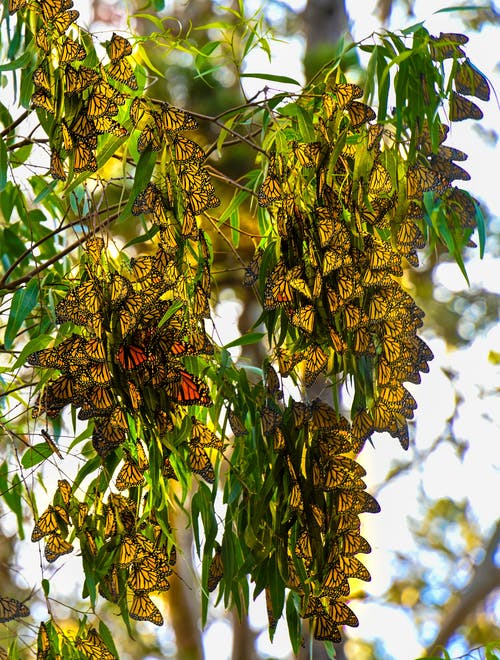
[426,520,500,655]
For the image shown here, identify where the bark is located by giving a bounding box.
[302,0,351,83]
[166,513,205,660]
[231,611,258,660]
[303,0,350,48]
[426,521,500,656]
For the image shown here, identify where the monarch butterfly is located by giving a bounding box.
[32,66,50,92]
[336,530,371,556]
[117,535,139,567]
[274,347,301,377]
[429,155,471,184]
[107,32,133,61]
[263,262,293,310]
[79,362,113,387]
[160,103,198,132]
[429,32,467,60]
[171,135,205,162]
[65,65,99,95]
[207,545,224,592]
[369,161,392,194]
[118,292,148,337]
[191,417,223,450]
[116,453,146,491]
[92,421,126,458]
[351,410,373,451]
[334,82,363,108]
[260,405,281,435]
[8,0,27,14]
[336,266,362,302]
[49,374,78,405]
[107,58,138,90]
[73,140,98,173]
[337,555,371,582]
[70,113,97,144]
[301,595,326,619]
[322,247,344,275]
[310,399,345,432]
[188,443,215,483]
[313,612,342,643]
[31,89,54,114]
[313,457,349,491]
[87,91,117,118]
[454,58,490,101]
[137,121,163,153]
[227,408,247,437]
[337,489,380,514]
[0,597,30,623]
[264,363,283,399]
[242,247,263,287]
[99,565,120,603]
[93,115,128,138]
[50,150,66,181]
[258,172,282,207]
[186,188,220,214]
[406,162,441,199]
[37,621,51,657]
[57,479,72,507]
[449,91,483,122]
[51,8,79,34]
[291,140,321,168]
[129,592,164,626]
[115,344,148,371]
[44,532,73,562]
[315,207,335,246]
[129,96,151,126]
[59,37,86,64]
[322,563,348,593]
[31,505,68,542]
[38,0,74,21]
[128,555,158,593]
[294,528,313,562]
[346,101,376,128]
[166,370,212,406]
[328,599,359,627]
[35,27,50,53]
[303,344,328,387]
[81,628,115,660]
[78,385,115,419]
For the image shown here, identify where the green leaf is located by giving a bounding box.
[4,278,39,349]
[433,5,490,14]
[286,592,302,655]
[223,332,265,349]
[240,72,301,86]
[42,578,50,596]
[0,49,32,72]
[117,149,157,222]
[217,189,249,225]
[21,443,53,468]
[98,621,119,659]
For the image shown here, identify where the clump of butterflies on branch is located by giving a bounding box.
[2,0,491,655]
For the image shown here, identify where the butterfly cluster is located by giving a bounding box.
[20,0,135,179]
[35,620,117,660]
[252,369,379,642]
[30,472,177,630]
[256,74,488,455]
[428,32,490,121]
[130,99,220,252]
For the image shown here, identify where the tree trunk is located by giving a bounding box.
[303,0,350,80]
